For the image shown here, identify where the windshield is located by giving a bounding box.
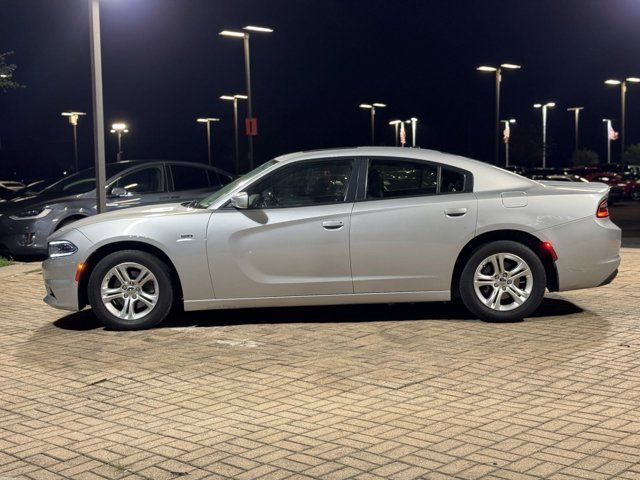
[196,159,278,208]
[43,164,137,195]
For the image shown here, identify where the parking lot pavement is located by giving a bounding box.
[0,250,638,480]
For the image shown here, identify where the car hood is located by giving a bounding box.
[58,202,200,234]
[0,191,83,214]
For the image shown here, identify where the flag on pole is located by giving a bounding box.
[607,121,619,141]
[503,122,510,143]
[400,122,406,146]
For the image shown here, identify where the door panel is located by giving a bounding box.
[207,204,354,298]
[350,193,477,293]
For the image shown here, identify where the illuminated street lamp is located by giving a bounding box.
[219,25,273,170]
[477,63,521,164]
[389,120,402,146]
[567,107,584,152]
[220,94,248,174]
[500,118,516,167]
[196,117,220,167]
[405,117,418,147]
[109,122,129,162]
[604,77,640,158]
[534,102,555,168]
[360,102,386,145]
[61,111,86,171]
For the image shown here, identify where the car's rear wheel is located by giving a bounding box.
[631,189,640,201]
[459,241,546,322]
[87,250,174,330]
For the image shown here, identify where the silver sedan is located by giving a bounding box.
[42,147,621,330]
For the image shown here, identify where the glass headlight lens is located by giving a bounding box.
[48,240,78,258]
[10,207,51,220]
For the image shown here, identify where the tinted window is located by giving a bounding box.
[207,170,232,188]
[247,159,354,208]
[43,163,134,194]
[110,167,164,194]
[171,165,210,191]
[366,159,467,199]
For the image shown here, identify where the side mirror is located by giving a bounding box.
[110,187,129,197]
[230,191,249,209]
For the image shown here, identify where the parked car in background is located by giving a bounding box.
[583,171,639,201]
[42,147,620,330]
[0,178,60,204]
[0,160,233,258]
[0,180,26,200]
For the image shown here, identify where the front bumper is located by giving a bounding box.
[0,214,52,257]
[41,228,93,312]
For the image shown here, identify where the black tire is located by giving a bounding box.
[87,250,174,330]
[459,240,546,322]
[632,189,640,202]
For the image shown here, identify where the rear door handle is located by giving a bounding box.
[445,207,467,217]
[322,220,344,230]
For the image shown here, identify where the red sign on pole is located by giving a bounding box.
[245,117,258,136]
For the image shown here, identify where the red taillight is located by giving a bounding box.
[542,241,558,261]
[596,197,609,218]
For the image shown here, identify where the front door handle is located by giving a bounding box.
[322,220,344,230]
[445,207,467,217]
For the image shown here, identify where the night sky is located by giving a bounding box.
[2,0,640,181]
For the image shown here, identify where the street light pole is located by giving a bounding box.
[89,0,106,213]
[389,120,401,146]
[109,123,129,162]
[196,118,220,166]
[406,117,418,147]
[359,103,386,144]
[61,111,86,172]
[221,94,247,174]
[500,118,515,167]
[219,26,273,170]
[477,63,521,164]
[605,77,640,160]
[567,107,584,152]
[534,102,556,168]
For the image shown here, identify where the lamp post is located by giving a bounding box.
[605,77,640,159]
[219,26,273,170]
[61,111,86,172]
[567,107,584,152]
[389,120,402,146]
[220,94,247,174]
[477,63,521,164]
[109,123,128,162]
[405,117,418,147]
[500,119,516,167]
[359,103,386,144]
[89,0,106,213]
[196,118,220,166]
[534,102,555,168]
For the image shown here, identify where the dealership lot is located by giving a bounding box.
[0,249,639,480]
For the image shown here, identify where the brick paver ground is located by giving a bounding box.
[0,250,639,480]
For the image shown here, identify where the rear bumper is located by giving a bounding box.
[539,216,621,292]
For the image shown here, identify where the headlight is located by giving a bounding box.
[10,207,51,220]
[48,240,78,258]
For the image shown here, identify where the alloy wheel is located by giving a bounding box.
[473,253,533,311]
[100,262,159,320]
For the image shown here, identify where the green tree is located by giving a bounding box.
[623,144,640,165]
[0,51,24,91]
[572,148,599,167]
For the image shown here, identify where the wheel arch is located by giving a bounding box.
[78,240,184,310]
[53,214,88,232]
[451,229,559,299]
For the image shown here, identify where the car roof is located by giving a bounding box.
[271,146,536,192]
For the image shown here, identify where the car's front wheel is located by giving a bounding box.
[87,250,174,330]
[459,241,546,322]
